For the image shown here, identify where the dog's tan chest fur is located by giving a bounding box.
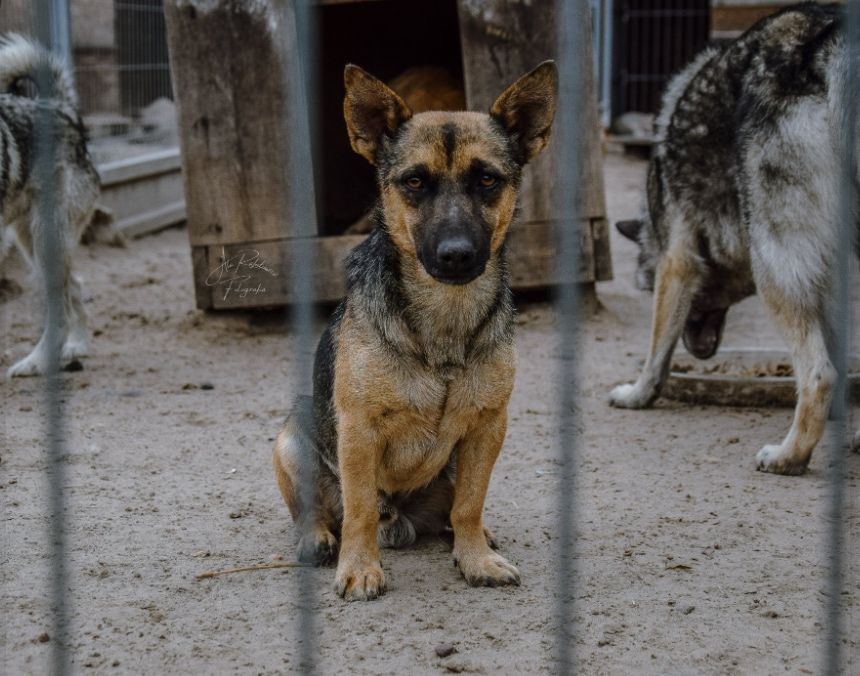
[334,310,514,494]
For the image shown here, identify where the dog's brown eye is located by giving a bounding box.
[405,176,424,190]
[480,174,498,188]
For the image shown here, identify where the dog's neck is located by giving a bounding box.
[398,252,508,366]
[354,228,512,369]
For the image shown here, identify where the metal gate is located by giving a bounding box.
[612,0,711,117]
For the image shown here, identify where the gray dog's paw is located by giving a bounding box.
[297,529,339,567]
[755,444,809,476]
[609,382,653,409]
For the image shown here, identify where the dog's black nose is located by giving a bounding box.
[418,227,488,284]
[437,237,476,271]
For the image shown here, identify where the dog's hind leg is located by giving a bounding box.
[610,239,703,408]
[377,466,455,549]
[745,120,840,473]
[755,287,836,475]
[7,214,69,377]
[376,497,416,549]
[60,270,89,362]
[61,186,99,362]
[377,468,499,549]
[273,396,341,565]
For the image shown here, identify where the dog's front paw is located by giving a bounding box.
[297,528,339,567]
[453,548,520,588]
[756,444,809,476]
[608,382,654,409]
[334,559,385,601]
[7,353,47,378]
[61,336,90,361]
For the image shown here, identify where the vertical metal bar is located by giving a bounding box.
[34,8,73,674]
[555,0,585,673]
[283,0,318,673]
[49,0,73,68]
[824,3,859,674]
[600,0,614,128]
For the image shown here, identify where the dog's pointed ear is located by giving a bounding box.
[616,219,644,242]
[490,60,558,164]
[344,64,412,165]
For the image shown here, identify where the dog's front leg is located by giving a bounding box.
[334,412,386,601]
[610,247,701,408]
[451,407,520,587]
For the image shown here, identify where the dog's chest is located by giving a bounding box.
[374,360,507,493]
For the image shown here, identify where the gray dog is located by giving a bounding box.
[610,4,859,474]
[0,34,99,377]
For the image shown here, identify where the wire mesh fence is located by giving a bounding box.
[72,0,176,164]
[1,0,856,673]
[0,0,176,164]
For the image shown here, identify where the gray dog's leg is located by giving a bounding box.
[610,234,703,409]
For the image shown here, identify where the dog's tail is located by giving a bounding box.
[0,33,78,107]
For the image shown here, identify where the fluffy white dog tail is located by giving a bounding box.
[0,33,78,107]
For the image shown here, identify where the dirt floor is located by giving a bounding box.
[1,152,858,675]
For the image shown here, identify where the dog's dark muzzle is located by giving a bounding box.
[419,229,489,285]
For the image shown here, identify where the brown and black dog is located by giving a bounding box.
[273,61,557,600]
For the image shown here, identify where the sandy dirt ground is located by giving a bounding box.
[1,152,858,675]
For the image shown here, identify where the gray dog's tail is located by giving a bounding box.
[0,33,78,106]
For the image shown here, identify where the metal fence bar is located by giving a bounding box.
[825,3,859,674]
[554,1,586,672]
[283,1,319,673]
[49,0,72,67]
[34,10,72,674]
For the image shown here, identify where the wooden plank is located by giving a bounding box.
[97,148,181,186]
[97,150,186,239]
[199,236,360,309]
[195,220,596,309]
[508,220,596,289]
[164,1,317,247]
[591,217,613,282]
[117,201,186,240]
[191,246,214,310]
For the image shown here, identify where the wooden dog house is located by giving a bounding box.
[164,0,611,310]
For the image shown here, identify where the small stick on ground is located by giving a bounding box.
[195,561,309,580]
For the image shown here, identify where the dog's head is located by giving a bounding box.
[344,62,557,284]
[617,216,731,359]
